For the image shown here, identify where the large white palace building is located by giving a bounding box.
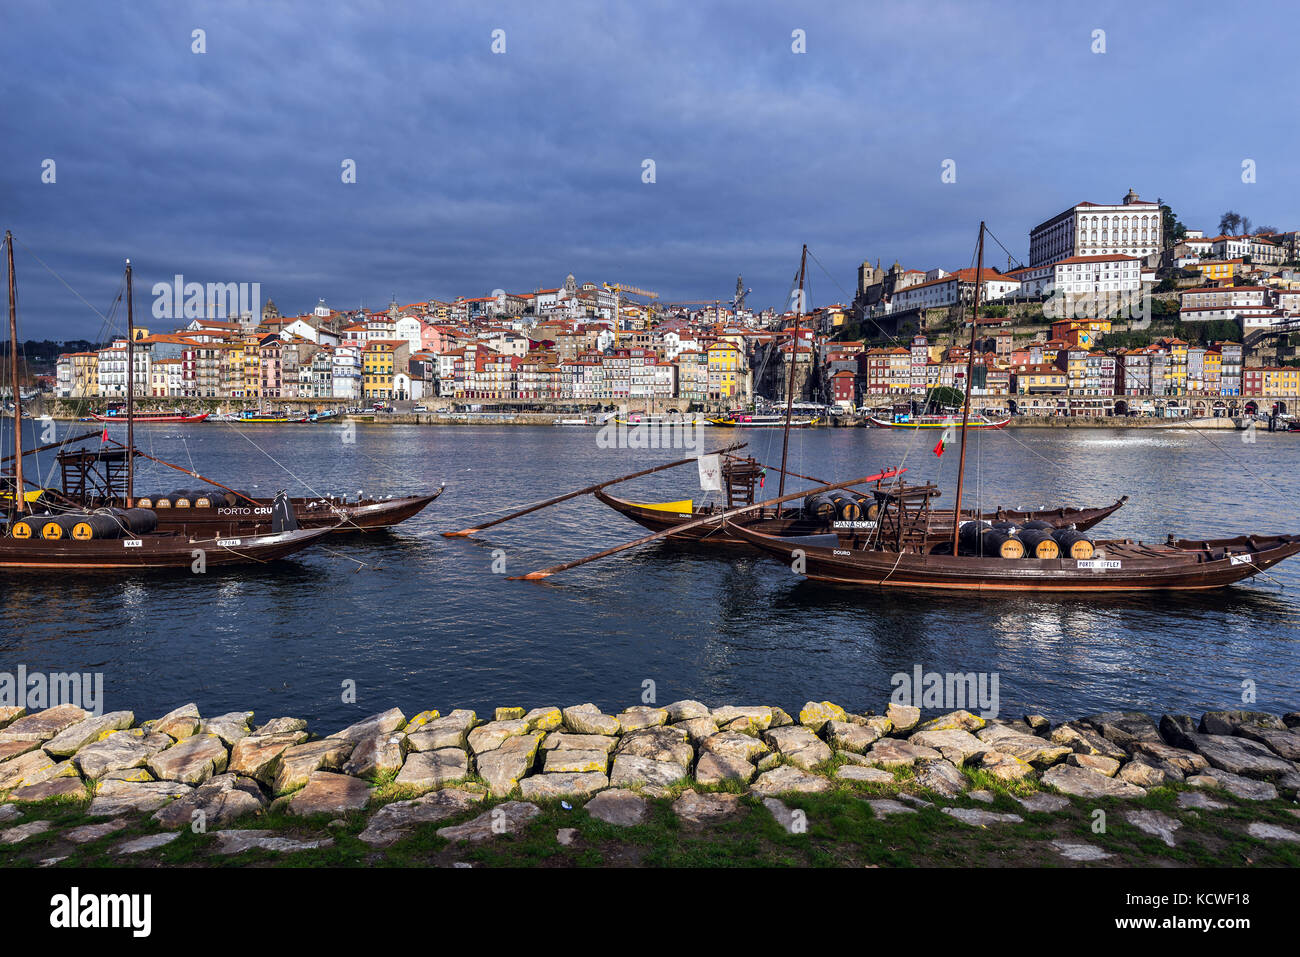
[1028,189,1163,267]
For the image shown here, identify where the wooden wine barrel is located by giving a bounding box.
[958,520,991,552]
[40,516,78,540]
[1021,519,1053,530]
[191,491,213,508]
[863,499,881,522]
[1018,528,1061,559]
[116,508,158,534]
[135,496,154,508]
[1052,529,1095,560]
[170,493,192,508]
[830,493,861,522]
[804,494,835,520]
[154,497,172,508]
[984,529,1026,559]
[71,514,126,540]
[10,516,39,539]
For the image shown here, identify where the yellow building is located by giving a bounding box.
[1263,367,1300,397]
[1191,259,1243,282]
[363,339,409,400]
[887,348,911,392]
[1014,363,1068,394]
[1163,338,1188,394]
[1203,349,1222,392]
[241,336,262,398]
[221,341,245,397]
[67,352,99,397]
[705,340,742,400]
[1053,348,1087,392]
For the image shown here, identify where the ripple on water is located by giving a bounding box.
[2,422,1298,726]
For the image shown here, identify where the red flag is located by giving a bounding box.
[101,427,109,443]
[933,436,945,457]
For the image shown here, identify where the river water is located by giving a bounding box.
[2,420,1298,727]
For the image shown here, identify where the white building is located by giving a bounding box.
[886,268,1020,313]
[1051,254,1143,295]
[394,315,425,352]
[1210,236,1253,261]
[96,341,150,398]
[331,347,362,400]
[1179,303,1276,325]
[1029,189,1162,267]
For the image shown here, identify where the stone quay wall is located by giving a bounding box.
[2,701,1298,857]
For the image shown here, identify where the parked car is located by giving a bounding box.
[413,405,429,413]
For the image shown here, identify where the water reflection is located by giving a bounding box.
[2,423,1298,724]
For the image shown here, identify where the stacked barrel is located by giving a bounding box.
[10,508,159,541]
[805,492,878,524]
[956,519,1095,560]
[136,489,249,509]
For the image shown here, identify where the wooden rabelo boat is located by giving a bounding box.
[717,224,1300,593]
[593,454,1126,546]
[1,237,337,569]
[45,444,443,537]
[723,492,1300,592]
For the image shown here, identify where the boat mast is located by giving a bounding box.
[950,222,984,557]
[6,231,24,515]
[778,244,807,499]
[125,259,134,507]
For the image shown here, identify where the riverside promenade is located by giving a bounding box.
[2,701,1298,868]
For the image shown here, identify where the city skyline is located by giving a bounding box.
[3,1,1297,338]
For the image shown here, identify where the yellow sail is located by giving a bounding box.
[629,499,695,513]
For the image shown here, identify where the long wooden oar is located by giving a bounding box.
[509,466,905,580]
[0,430,101,466]
[442,441,747,537]
[104,439,260,505]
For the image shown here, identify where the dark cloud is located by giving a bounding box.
[2,0,1296,338]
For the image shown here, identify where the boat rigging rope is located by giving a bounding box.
[214,421,370,532]
[1179,422,1290,500]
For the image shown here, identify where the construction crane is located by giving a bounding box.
[603,283,658,347]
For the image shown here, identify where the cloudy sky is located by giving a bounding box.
[2,0,1296,339]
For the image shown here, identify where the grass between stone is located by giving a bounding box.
[3,763,1299,869]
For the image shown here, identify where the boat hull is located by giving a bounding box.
[593,490,1127,545]
[869,416,1008,430]
[91,413,210,424]
[142,490,443,537]
[725,522,1300,593]
[707,417,820,428]
[0,525,334,570]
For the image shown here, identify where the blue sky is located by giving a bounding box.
[2,0,1297,339]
